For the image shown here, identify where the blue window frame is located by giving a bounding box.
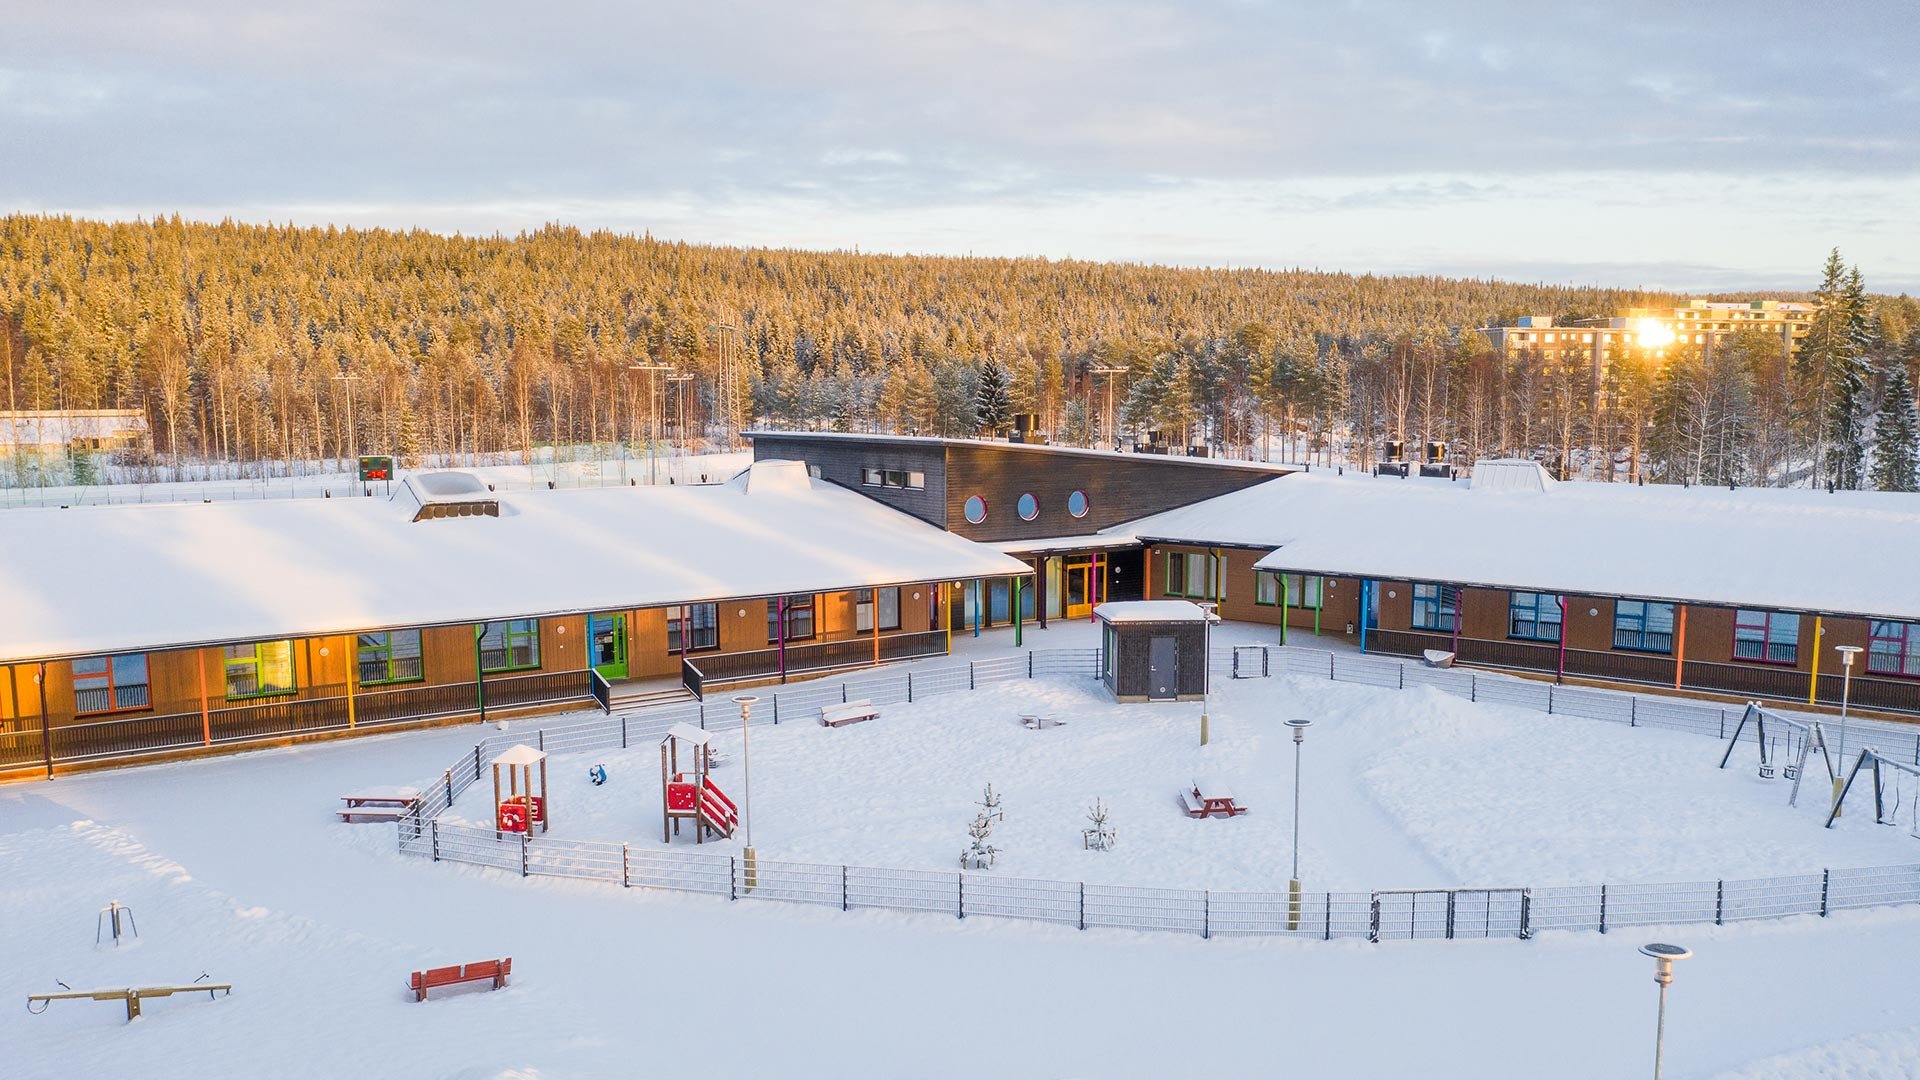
[1509,592,1563,642]
[1613,601,1675,654]
[1411,584,1458,633]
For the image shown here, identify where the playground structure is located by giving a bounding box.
[490,745,549,838]
[96,900,138,947]
[1827,748,1920,835]
[1717,701,1837,807]
[661,723,739,843]
[28,978,230,1023]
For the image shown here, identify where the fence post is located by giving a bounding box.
[1029,652,1034,678]
[1547,686,1555,714]
[1719,709,1727,739]
[520,833,530,878]
[772,697,779,725]
[444,769,454,809]
[1470,673,1477,702]
[1203,891,1211,939]
[842,865,850,911]
[622,844,630,888]
[970,662,976,690]
[1599,884,1608,934]
[538,729,545,752]
[431,819,440,862]
[1519,890,1532,940]
[1324,893,1332,940]
[1820,869,1830,916]
[1398,665,1404,690]
[1079,882,1086,930]
[842,684,849,704]
[1630,698,1637,727]
[730,856,737,901]
[1368,894,1381,943]
[1445,890,1456,939]
[473,744,482,781]
[958,873,966,919]
[907,673,914,703]
[1715,880,1724,925]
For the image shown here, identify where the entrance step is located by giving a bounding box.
[609,685,699,712]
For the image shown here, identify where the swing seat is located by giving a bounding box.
[1759,764,1776,779]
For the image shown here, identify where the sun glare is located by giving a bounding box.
[1635,318,1677,348]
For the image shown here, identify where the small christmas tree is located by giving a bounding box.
[961,810,999,869]
[978,783,1004,824]
[1083,798,1116,851]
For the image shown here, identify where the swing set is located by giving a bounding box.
[1826,748,1920,836]
[1717,701,1837,808]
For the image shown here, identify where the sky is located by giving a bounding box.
[3,0,1917,292]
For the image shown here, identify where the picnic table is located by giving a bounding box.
[339,787,422,823]
[1181,786,1248,818]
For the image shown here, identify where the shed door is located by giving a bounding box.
[1147,635,1178,700]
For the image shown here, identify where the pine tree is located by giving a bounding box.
[975,356,1012,435]
[1871,362,1920,492]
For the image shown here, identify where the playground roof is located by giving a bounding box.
[491,745,547,766]
[665,722,714,746]
[1105,467,1920,622]
[0,460,1032,663]
[1095,600,1211,624]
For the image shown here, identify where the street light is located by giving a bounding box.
[629,363,672,483]
[1089,365,1126,449]
[1835,644,1862,811]
[667,372,695,477]
[733,694,759,891]
[1639,943,1692,1080]
[332,372,361,482]
[1198,601,1219,746]
[1285,717,1312,930]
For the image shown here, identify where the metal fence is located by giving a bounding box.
[396,641,1920,942]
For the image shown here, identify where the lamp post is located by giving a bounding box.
[629,362,672,484]
[667,372,695,478]
[1198,601,1219,746]
[1835,644,1862,812]
[1285,717,1312,929]
[708,323,742,448]
[733,694,759,891]
[332,372,361,481]
[1090,365,1126,449]
[1639,943,1692,1080]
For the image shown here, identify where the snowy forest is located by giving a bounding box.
[1,215,1916,489]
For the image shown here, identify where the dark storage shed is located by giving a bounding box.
[1096,601,1213,702]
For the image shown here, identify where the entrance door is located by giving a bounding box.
[1147,635,1178,700]
[587,613,627,681]
[1065,557,1093,619]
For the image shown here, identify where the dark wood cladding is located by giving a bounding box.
[750,434,948,527]
[941,443,1281,542]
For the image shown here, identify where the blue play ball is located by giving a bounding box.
[588,764,608,786]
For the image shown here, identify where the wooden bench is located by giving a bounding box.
[821,700,880,728]
[409,958,511,1002]
[340,787,422,823]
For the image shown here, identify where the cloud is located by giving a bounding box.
[0,0,1916,288]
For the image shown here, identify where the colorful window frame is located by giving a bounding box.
[1411,583,1458,633]
[1613,601,1675,654]
[357,630,424,685]
[668,603,721,652]
[1733,609,1798,665]
[1870,621,1920,678]
[1016,492,1039,521]
[963,495,988,524]
[1285,574,1322,608]
[856,588,901,632]
[224,640,296,699]
[1254,571,1280,606]
[1508,592,1563,642]
[71,653,150,715]
[479,619,541,673]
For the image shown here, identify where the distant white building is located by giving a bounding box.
[0,409,151,454]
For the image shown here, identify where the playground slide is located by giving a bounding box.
[700,781,740,836]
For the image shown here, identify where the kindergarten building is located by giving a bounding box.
[7,435,1920,779]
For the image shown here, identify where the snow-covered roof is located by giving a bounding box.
[491,745,547,767]
[665,722,714,746]
[0,460,1033,663]
[993,534,1141,556]
[1095,600,1211,624]
[1108,470,1920,621]
[745,429,1295,474]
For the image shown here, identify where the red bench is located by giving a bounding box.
[409,958,511,1002]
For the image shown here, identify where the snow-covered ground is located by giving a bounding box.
[7,622,1920,1078]
[0,449,752,508]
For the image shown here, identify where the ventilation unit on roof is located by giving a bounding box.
[392,471,502,522]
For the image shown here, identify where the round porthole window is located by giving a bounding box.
[1066,489,1090,518]
[1017,492,1039,521]
[963,495,988,524]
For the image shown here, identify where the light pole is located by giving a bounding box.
[1639,943,1691,1080]
[668,372,695,477]
[1090,365,1126,449]
[629,362,671,484]
[1285,717,1311,929]
[1835,644,1862,812]
[708,323,742,448]
[733,694,759,891]
[1198,601,1219,746]
[332,372,361,482]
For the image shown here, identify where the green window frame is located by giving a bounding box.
[479,619,541,673]
[1285,574,1323,608]
[1165,552,1188,597]
[1254,571,1280,606]
[225,640,296,700]
[358,629,425,685]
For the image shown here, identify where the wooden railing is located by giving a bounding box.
[682,630,950,697]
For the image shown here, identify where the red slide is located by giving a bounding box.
[700,780,740,836]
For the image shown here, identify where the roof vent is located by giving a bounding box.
[394,471,502,521]
[1468,459,1555,494]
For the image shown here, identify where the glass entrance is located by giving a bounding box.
[1065,556,1093,619]
[587,613,627,681]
